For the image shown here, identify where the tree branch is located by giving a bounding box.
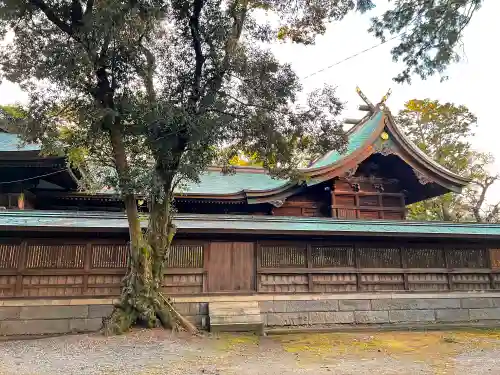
[84,0,94,18]
[29,0,73,35]
[199,0,248,111]
[188,0,205,109]
[471,175,499,222]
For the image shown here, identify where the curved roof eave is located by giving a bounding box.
[383,110,471,188]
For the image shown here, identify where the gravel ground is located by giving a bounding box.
[1,329,500,374]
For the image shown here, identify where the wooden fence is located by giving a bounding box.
[257,242,500,293]
[0,238,499,298]
[0,239,205,298]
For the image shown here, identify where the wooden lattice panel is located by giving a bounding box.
[0,243,20,269]
[447,248,488,268]
[405,247,446,268]
[26,244,85,269]
[260,245,306,268]
[166,244,203,268]
[311,245,354,267]
[91,244,128,268]
[358,247,401,268]
[336,208,357,219]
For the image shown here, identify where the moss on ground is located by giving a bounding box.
[270,329,500,374]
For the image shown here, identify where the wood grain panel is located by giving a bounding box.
[232,242,255,292]
[207,242,233,292]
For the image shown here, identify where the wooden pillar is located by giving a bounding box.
[444,247,453,291]
[202,242,210,293]
[354,244,361,292]
[15,241,27,297]
[488,249,499,290]
[400,247,409,291]
[83,243,92,295]
[306,244,313,292]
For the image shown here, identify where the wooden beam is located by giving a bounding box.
[344,118,362,125]
[356,86,375,110]
[358,104,372,112]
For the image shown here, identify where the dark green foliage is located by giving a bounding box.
[369,0,484,83]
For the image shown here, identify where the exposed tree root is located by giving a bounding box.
[102,291,199,335]
[159,292,199,335]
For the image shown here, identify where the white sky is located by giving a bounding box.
[0,1,498,201]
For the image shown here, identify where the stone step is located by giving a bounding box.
[209,301,264,334]
[209,307,261,316]
[210,314,263,324]
[210,322,264,333]
[209,301,259,309]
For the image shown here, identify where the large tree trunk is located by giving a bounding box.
[102,128,183,335]
[103,194,176,334]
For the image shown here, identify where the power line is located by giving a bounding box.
[0,169,67,185]
[302,33,404,80]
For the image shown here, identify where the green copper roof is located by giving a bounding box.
[309,111,383,168]
[0,132,40,152]
[1,211,500,238]
[180,111,384,195]
[180,169,289,195]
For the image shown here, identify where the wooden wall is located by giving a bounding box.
[332,177,406,220]
[1,238,498,298]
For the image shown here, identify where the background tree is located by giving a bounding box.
[397,99,499,222]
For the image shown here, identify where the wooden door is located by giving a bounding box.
[207,242,255,293]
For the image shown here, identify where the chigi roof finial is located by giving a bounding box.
[379,88,392,108]
[355,86,375,112]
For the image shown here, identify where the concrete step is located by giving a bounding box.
[209,301,264,334]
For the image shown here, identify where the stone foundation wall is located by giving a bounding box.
[2,293,500,336]
[258,295,500,327]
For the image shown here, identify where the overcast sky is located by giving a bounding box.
[0,1,498,200]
